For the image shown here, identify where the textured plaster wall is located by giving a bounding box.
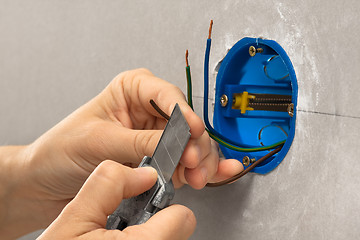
[0,1,359,239]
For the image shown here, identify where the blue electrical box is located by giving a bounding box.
[213,37,298,174]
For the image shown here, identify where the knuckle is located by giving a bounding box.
[95,160,121,178]
[98,159,117,169]
[133,131,159,159]
[134,68,152,75]
[111,71,128,85]
[133,131,144,159]
[91,161,129,193]
[111,69,141,86]
[166,85,185,100]
[118,68,152,83]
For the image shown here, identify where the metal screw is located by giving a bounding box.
[249,46,263,57]
[242,156,250,166]
[287,103,294,117]
[250,158,256,164]
[220,94,228,107]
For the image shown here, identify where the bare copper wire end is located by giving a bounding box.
[185,49,189,67]
[208,20,213,39]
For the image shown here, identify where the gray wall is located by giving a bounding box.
[1,1,359,239]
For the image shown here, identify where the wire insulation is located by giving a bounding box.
[150,99,170,120]
[185,50,193,110]
[206,146,282,187]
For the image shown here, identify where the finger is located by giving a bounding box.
[180,131,212,169]
[172,164,187,189]
[64,160,158,227]
[173,132,212,188]
[208,158,244,183]
[184,150,219,189]
[82,120,163,165]
[123,205,196,240]
[116,69,205,138]
[96,121,208,168]
[126,129,162,164]
[182,140,219,189]
[207,139,244,183]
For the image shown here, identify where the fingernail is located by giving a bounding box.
[200,167,207,182]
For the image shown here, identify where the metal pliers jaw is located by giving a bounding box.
[106,156,175,230]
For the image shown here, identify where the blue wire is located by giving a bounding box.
[203,38,264,148]
[203,39,212,133]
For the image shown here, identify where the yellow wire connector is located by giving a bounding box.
[232,91,255,114]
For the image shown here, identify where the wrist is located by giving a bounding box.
[0,145,46,239]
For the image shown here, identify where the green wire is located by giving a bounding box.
[186,66,193,110]
[185,52,285,152]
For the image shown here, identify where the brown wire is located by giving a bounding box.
[185,50,189,67]
[206,146,282,187]
[149,99,170,120]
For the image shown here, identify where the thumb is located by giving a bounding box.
[123,205,196,240]
[38,161,158,239]
[64,161,157,227]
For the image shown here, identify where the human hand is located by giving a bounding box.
[38,160,196,240]
[20,68,242,227]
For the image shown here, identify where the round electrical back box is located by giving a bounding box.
[213,37,298,174]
